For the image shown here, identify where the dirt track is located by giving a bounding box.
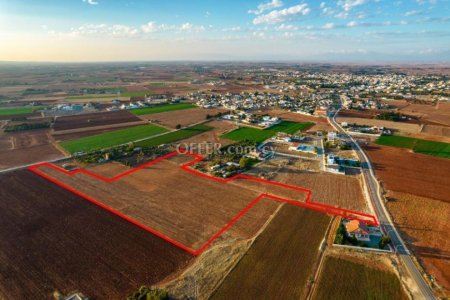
[0,170,193,299]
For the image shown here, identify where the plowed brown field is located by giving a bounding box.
[0,170,193,300]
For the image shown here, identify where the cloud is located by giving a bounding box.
[322,22,336,29]
[275,24,299,31]
[141,22,159,33]
[82,0,99,5]
[404,10,423,16]
[223,26,241,32]
[337,0,367,12]
[252,4,310,25]
[180,23,206,32]
[249,0,283,15]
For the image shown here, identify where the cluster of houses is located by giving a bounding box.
[194,90,333,115]
[341,122,392,135]
[222,111,281,128]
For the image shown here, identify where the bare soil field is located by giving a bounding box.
[0,170,193,300]
[336,116,421,133]
[0,129,64,170]
[363,144,450,202]
[246,158,368,213]
[34,153,299,251]
[53,110,142,131]
[399,102,450,126]
[256,109,333,131]
[211,204,331,300]
[313,254,407,300]
[421,124,450,137]
[386,191,450,296]
[338,109,383,119]
[141,108,227,129]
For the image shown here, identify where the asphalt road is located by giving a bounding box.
[328,107,435,300]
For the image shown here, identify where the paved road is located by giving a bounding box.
[328,107,435,300]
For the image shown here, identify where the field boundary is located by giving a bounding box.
[28,150,378,256]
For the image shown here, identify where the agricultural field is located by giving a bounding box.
[176,120,236,153]
[135,124,212,148]
[312,255,407,300]
[364,144,450,202]
[0,106,41,116]
[60,124,168,153]
[246,157,368,213]
[211,205,331,299]
[256,109,334,131]
[336,116,421,134]
[53,110,143,132]
[386,191,450,297]
[141,107,228,129]
[0,170,193,299]
[222,121,313,143]
[376,135,450,158]
[364,144,450,295]
[399,101,450,126]
[32,152,302,251]
[0,129,64,170]
[130,103,197,116]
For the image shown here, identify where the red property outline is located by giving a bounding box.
[28,149,378,256]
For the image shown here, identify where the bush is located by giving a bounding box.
[379,235,391,249]
[127,286,168,300]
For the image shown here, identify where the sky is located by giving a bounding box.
[0,0,449,62]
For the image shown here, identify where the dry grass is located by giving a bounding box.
[386,191,450,296]
[35,153,299,250]
[246,158,369,213]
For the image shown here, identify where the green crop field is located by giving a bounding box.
[211,205,330,300]
[136,124,212,148]
[0,106,41,116]
[221,121,314,143]
[130,103,197,115]
[60,124,168,153]
[376,135,450,158]
[313,256,407,300]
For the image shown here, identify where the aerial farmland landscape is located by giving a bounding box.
[1,0,450,300]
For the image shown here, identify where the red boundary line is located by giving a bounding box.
[28,149,378,256]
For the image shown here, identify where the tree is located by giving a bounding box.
[379,235,391,249]
[175,124,181,129]
[239,157,252,169]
